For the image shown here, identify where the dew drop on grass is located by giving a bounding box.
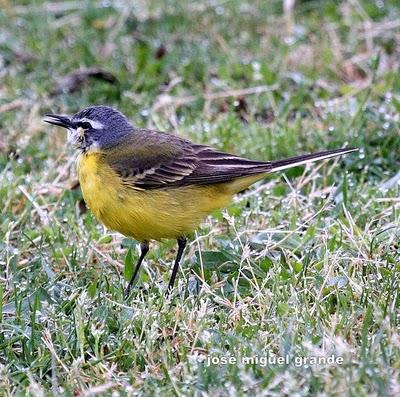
[375,0,384,8]
[140,109,149,118]
[252,61,261,72]
[385,92,392,102]
[284,36,295,45]
[210,138,219,145]
[215,6,224,15]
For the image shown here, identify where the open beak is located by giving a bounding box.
[43,114,73,129]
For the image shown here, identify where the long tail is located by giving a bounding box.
[268,147,358,172]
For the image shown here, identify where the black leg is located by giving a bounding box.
[167,237,187,294]
[125,242,149,298]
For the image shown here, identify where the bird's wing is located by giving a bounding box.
[105,129,271,189]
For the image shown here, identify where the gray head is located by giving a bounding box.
[44,105,133,152]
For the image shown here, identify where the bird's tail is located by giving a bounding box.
[223,147,357,194]
[268,147,358,173]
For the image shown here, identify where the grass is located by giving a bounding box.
[0,0,399,395]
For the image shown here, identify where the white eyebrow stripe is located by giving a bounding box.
[78,117,104,129]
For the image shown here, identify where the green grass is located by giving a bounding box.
[1,0,399,395]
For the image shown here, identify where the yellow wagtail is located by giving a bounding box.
[44,106,357,296]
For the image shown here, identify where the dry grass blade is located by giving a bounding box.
[50,68,118,96]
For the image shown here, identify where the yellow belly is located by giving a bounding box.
[77,152,264,241]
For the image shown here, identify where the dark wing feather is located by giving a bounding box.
[105,129,271,189]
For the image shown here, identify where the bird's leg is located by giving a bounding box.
[125,241,149,298]
[166,237,187,294]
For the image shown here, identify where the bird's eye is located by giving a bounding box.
[78,121,92,130]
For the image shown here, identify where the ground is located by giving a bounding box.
[0,1,399,396]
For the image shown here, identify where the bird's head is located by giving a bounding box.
[44,105,133,152]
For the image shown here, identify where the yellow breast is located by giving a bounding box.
[76,152,256,241]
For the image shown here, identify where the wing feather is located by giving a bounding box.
[105,129,271,189]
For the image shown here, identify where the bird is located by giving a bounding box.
[44,105,357,297]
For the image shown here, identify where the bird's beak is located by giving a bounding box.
[43,114,72,129]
